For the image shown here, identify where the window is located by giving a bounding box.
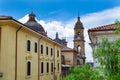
[77,32,80,36]
[41,45,43,54]
[51,48,53,56]
[57,50,59,57]
[41,62,44,73]
[27,61,31,76]
[77,60,80,65]
[77,45,81,52]
[57,63,59,71]
[51,63,53,72]
[46,47,48,55]
[61,55,65,64]
[27,40,30,51]
[47,62,49,73]
[34,42,37,53]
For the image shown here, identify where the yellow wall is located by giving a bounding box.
[0,20,61,80]
[62,51,77,66]
[0,25,17,80]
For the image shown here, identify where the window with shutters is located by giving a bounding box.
[47,62,49,73]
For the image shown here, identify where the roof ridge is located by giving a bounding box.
[88,23,116,32]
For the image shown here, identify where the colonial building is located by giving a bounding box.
[0,12,62,80]
[88,23,120,67]
[54,16,85,76]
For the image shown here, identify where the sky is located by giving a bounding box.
[1,0,120,62]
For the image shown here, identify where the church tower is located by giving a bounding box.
[73,15,85,64]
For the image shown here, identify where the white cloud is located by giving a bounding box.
[82,6,120,28]
[18,6,120,62]
[48,9,63,15]
[18,14,29,23]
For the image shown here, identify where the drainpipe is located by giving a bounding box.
[38,37,42,80]
[15,26,22,80]
[60,47,62,78]
[53,43,56,80]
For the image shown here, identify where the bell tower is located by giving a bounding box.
[73,15,85,64]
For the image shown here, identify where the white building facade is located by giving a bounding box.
[88,24,120,67]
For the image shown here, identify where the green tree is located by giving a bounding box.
[93,20,120,80]
[60,65,103,80]
[93,38,120,80]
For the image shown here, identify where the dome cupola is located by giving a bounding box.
[24,12,47,36]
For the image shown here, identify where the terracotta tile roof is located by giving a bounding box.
[61,46,74,52]
[88,24,116,32]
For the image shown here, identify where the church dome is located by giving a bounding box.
[24,12,47,36]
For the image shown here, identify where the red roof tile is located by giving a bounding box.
[88,24,116,32]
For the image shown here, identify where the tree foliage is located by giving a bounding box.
[92,20,120,79]
[60,65,103,80]
[93,38,120,80]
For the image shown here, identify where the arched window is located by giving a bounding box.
[41,62,44,73]
[61,55,65,64]
[41,45,43,54]
[77,32,80,36]
[77,60,80,65]
[27,40,30,51]
[51,63,53,72]
[34,42,37,53]
[77,45,81,52]
[27,61,31,76]
[46,47,48,55]
[57,50,59,57]
[57,63,59,71]
[51,48,53,56]
[47,62,49,73]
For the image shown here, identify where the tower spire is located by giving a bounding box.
[77,12,80,22]
[78,11,80,17]
[56,32,59,39]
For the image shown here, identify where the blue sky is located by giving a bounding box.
[0,0,120,21]
[1,0,120,62]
